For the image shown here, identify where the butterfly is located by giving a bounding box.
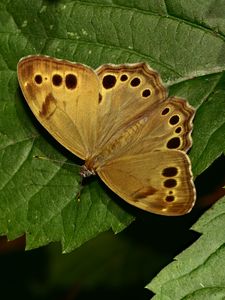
[17,55,196,216]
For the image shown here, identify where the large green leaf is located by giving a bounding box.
[0,0,224,252]
[147,195,225,299]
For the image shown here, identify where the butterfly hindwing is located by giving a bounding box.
[97,150,195,216]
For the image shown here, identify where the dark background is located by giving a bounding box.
[0,155,224,300]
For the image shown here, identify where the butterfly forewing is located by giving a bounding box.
[95,63,167,155]
[18,55,100,160]
[122,96,195,157]
[91,64,194,165]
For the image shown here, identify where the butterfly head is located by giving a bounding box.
[80,165,96,178]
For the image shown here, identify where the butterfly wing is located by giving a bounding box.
[93,63,195,215]
[95,63,166,152]
[93,64,194,164]
[17,55,100,160]
[97,150,196,216]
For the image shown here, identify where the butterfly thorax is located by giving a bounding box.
[91,116,148,167]
[80,118,147,177]
[80,164,96,178]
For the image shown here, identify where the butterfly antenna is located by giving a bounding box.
[34,155,84,202]
[33,155,76,166]
[75,175,85,202]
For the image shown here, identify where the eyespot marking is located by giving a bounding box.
[102,75,116,89]
[169,115,180,125]
[167,137,181,149]
[162,107,170,115]
[175,127,182,133]
[120,74,128,81]
[52,74,62,86]
[65,74,77,89]
[162,167,178,177]
[142,89,151,98]
[164,179,177,188]
[130,77,141,87]
[34,74,42,84]
[165,195,175,202]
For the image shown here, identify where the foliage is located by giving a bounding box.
[0,0,225,298]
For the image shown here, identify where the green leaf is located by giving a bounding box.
[147,195,225,299]
[0,0,225,252]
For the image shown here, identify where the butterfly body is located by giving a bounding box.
[18,55,196,216]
